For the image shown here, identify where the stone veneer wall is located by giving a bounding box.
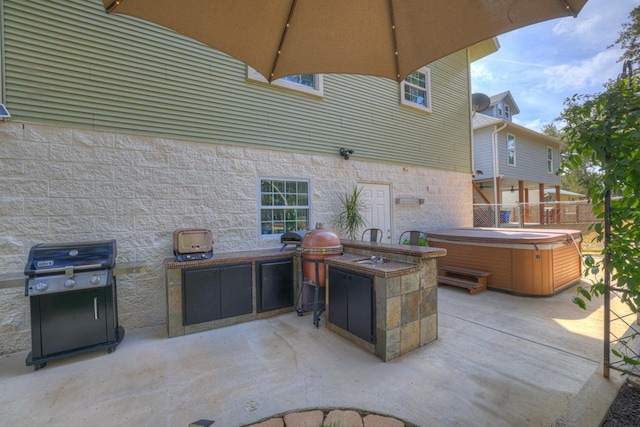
[0,122,472,355]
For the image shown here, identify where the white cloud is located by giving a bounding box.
[541,49,622,92]
[470,62,495,83]
[553,14,601,38]
[514,117,543,132]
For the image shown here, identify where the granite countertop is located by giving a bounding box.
[340,239,446,259]
[324,252,420,278]
[165,247,297,269]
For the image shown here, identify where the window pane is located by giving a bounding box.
[260,179,310,236]
[282,74,315,88]
[404,86,426,106]
[261,209,273,221]
[405,71,426,88]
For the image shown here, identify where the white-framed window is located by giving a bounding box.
[504,104,510,119]
[401,67,431,112]
[547,147,553,173]
[259,178,310,237]
[507,134,516,166]
[497,104,503,117]
[247,67,323,96]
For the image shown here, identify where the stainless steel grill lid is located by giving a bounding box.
[24,240,117,275]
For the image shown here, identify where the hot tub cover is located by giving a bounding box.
[427,227,582,245]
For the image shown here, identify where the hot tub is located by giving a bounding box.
[427,227,583,296]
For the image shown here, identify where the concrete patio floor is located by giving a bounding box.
[0,283,630,427]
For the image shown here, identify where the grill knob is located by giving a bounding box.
[34,281,49,292]
[63,279,76,289]
[90,275,101,286]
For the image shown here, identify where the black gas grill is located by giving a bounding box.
[24,240,124,370]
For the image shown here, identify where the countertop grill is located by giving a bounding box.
[280,230,308,250]
[24,239,123,370]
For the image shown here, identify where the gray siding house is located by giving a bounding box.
[472,91,562,218]
[0,0,495,354]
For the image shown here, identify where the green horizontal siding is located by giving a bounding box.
[2,0,471,172]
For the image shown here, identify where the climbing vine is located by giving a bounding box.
[560,71,640,314]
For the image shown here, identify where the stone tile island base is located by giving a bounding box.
[326,241,445,362]
[164,242,444,362]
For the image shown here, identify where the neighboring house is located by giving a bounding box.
[472,91,562,216]
[0,1,496,354]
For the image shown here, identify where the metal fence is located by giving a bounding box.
[473,200,599,228]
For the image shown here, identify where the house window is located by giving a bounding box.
[259,179,310,237]
[247,67,323,96]
[507,134,516,166]
[497,104,503,117]
[401,67,431,112]
[504,104,510,119]
[547,147,553,173]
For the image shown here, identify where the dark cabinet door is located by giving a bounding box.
[220,263,253,318]
[257,258,293,312]
[183,263,252,325]
[328,267,374,343]
[347,273,375,343]
[183,268,222,325]
[39,288,109,356]
[328,268,349,331]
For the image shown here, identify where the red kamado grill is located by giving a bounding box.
[24,240,124,370]
[297,225,342,327]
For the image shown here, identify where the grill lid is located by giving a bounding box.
[24,240,117,275]
[300,226,342,254]
[280,230,308,244]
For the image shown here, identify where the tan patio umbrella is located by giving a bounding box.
[102,0,588,82]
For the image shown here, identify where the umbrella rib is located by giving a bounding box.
[388,0,400,82]
[105,0,124,14]
[558,0,577,17]
[269,0,299,82]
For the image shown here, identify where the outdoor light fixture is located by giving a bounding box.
[339,147,354,160]
[510,186,515,193]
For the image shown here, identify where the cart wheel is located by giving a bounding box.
[34,362,46,371]
[296,309,304,316]
[107,346,116,354]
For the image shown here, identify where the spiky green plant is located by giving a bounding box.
[335,186,367,240]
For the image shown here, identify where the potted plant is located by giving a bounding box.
[335,185,368,240]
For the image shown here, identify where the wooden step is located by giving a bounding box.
[437,276,487,294]
[437,266,491,294]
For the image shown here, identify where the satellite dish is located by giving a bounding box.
[471,93,490,112]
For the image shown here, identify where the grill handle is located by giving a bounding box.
[94,297,99,320]
[31,264,104,275]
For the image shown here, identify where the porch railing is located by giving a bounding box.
[473,200,598,228]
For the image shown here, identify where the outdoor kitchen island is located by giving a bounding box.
[326,241,446,361]
[165,242,445,362]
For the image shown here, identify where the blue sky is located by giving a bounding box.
[471,0,640,131]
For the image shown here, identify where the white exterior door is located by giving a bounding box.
[360,183,392,243]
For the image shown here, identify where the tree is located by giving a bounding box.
[610,6,640,66]
[542,123,599,195]
[560,73,640,315]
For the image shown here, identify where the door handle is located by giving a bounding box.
[94,296,99,320]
